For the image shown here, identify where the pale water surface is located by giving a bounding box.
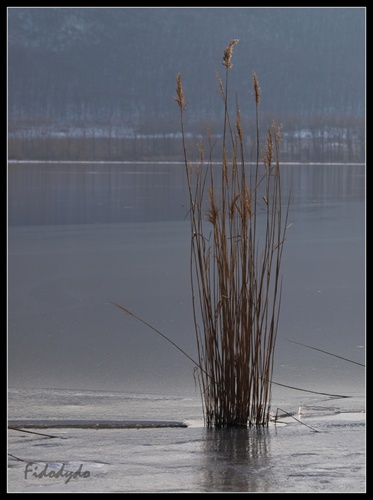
[8,162,365,492]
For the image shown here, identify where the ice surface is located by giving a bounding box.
[8,411,365,493]
[7,388,365,493]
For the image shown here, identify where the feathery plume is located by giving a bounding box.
[222,39,239,69]
[175,72,186,111]
[253,71,261,108]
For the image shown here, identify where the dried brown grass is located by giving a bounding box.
[175,40,290,428]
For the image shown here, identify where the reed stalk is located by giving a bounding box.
[175,40,289,428]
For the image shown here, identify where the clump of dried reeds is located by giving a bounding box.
[175,40,289,428]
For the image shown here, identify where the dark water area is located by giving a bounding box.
[8,161,365,226]
[8,162,190,226]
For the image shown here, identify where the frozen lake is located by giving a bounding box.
[7,388,366,493]
[7,161,365,492]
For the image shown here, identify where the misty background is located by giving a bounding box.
[8,7,365,162]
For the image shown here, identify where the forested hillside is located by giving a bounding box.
[8,8,365,161]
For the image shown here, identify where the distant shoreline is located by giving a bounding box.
[7,160,366,166]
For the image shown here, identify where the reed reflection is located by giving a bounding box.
[199,427,271,492]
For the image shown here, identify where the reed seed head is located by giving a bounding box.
[244,185,252,218]
[230,193,240,219]
[267,129,273,166]
[223,149,229,184]
[222,39,239,69]
[236,105,243,144]
[253,71,261,108]
[216,70,225,100]
[207,187,219,225]
[175,72,186,111]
